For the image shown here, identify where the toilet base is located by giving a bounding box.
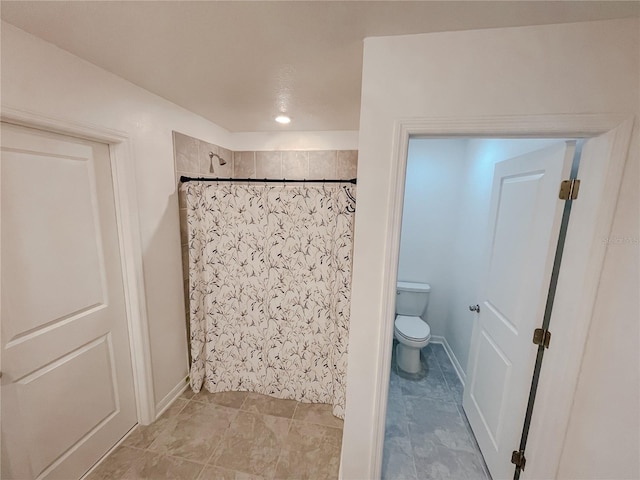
[396,342,423,374]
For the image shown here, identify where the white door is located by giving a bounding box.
[1,123,137,480]
[462,141,576,480]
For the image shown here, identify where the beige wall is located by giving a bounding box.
[343,18,639,478]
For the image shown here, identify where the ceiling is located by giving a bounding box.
[2,1,639,132]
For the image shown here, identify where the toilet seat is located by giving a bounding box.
[395,315,431,342]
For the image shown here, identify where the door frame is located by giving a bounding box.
[1,105,156,425]
[369,113,634,479]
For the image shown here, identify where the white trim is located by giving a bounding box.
[367,113,634,480]
[430,336,466,386]
[154,377,189,419]
[525,118,635,480]
[1,104,156,425]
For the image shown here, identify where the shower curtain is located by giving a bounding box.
[184,181,356,418]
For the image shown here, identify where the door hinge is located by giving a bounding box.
[559,179,580,200]
[533,328,551,348]
[511,450,527,470]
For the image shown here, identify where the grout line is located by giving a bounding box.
[237,392,250,411]
[194,463,207,480]
[202,408,239,467]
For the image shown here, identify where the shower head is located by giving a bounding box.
[209,151,227,172]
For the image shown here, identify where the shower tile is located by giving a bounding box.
[174,132,200,174]
[121,451,204,480]
[381,436,418,480]
[336,150,358,179]
[308,151,337,180]
[293,402,343,428]
[182,246,189,281]
[191,390,248,409]
[209,411,289,477]
[85,445,142,480]
[255,151,282,179]
[241,393,297,419]
[198,465,265,480]
[281,151,309,179]
[179,208,188,246]
[183,278,190,314]
[275,420,342,480]
[178,183,188,208]
[123,398,189,449]
[148,401,237,463]
[219,147,234,177]
[234,152,256,178]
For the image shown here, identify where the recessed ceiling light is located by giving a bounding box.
[275,115,291,124]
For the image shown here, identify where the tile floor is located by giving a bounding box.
[87,390,343,480]
[383,342,492,480]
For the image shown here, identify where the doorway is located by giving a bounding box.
[382,137,580,479]
[348,114,635,480]
[1,123,138,479]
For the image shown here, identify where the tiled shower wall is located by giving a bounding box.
[173,131,358,325]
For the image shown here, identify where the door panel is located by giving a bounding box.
[463,142,575,480]
[1,123,137,480]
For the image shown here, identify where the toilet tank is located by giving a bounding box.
[396,281,431,316]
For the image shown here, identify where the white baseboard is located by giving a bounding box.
[154,377,189,419]
[430,335,466,386]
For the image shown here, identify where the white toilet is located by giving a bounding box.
[394,281,431,374]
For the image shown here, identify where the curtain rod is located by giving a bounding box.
[180,176,357,185]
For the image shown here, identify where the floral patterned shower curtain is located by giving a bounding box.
[184,181,356,418]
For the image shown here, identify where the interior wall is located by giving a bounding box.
[230,131,359,151]
[0,22,358,414]
[342,18,639,478]
[397,139,468,336]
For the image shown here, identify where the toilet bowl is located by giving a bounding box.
[394,282,431,374]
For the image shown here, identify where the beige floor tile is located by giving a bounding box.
[275,420,342,480]
[85,446,142,480]
[123,398,189,449]
[241,393,297,419]
[293,402,344,429]
[179,388,197,400]
[192,390,248,409]
[148,401,238,463]
[120,451,204,479]
[198,465,265,480]
[209,411,290,477]
[87,396,343,480]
